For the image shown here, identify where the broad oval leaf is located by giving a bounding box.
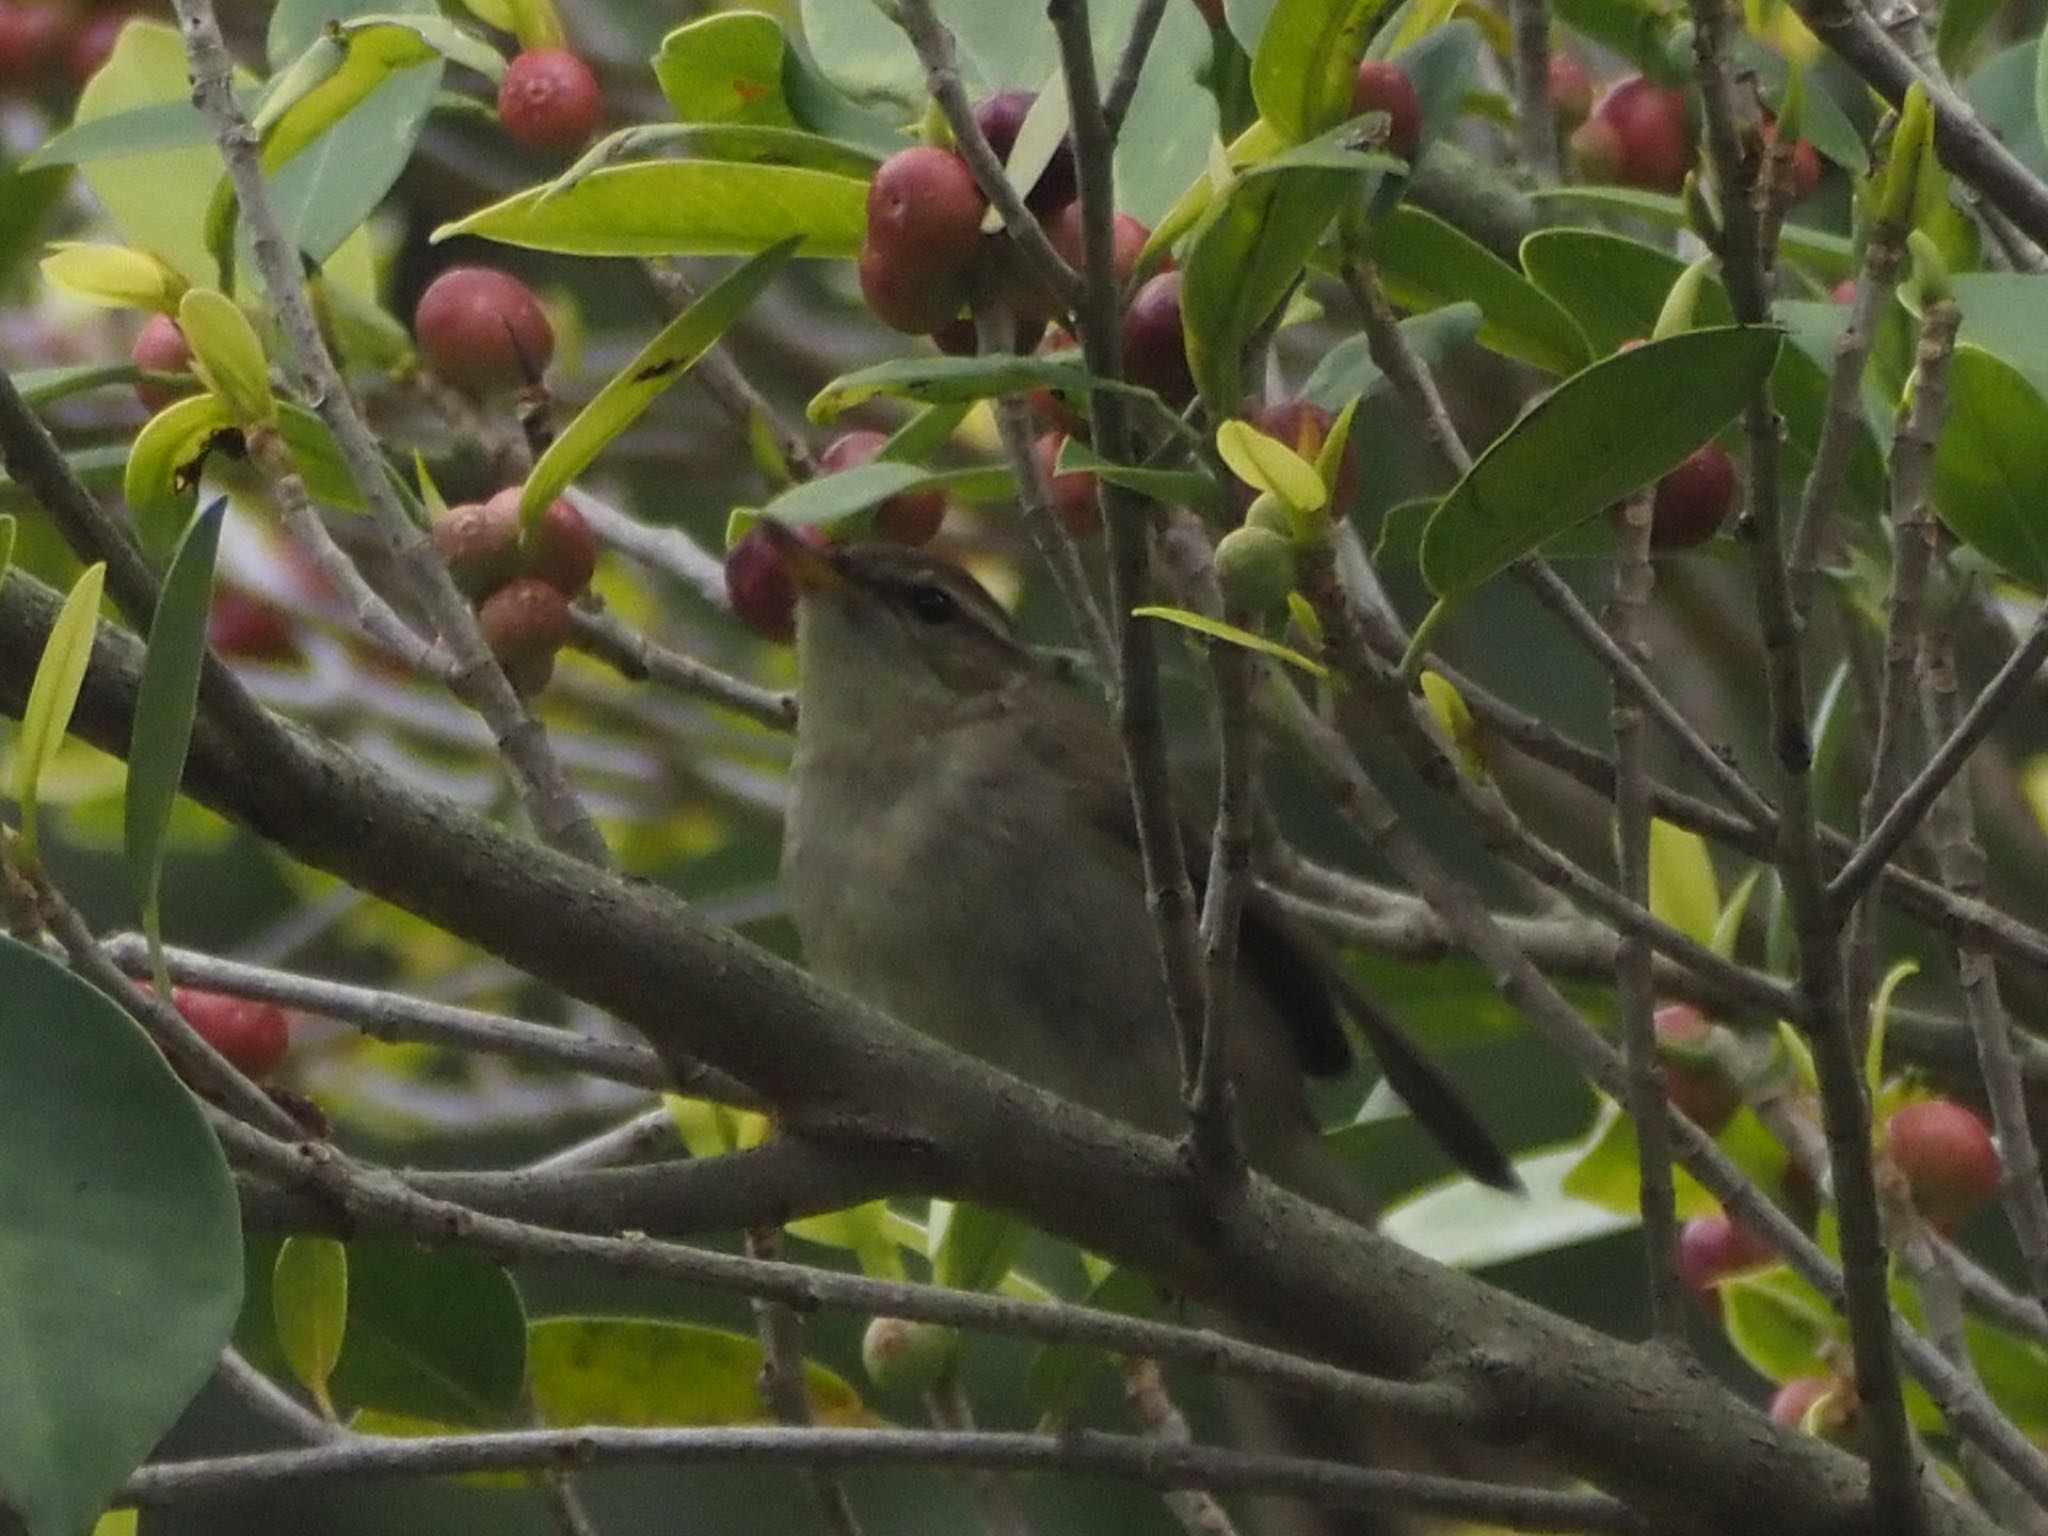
[0,932,241,1536]
[435,161,869,258]
[327,1241,526,1424]
[14,562,107,865]
[1418,325,1782,600]
[520,239,798,525]
[1252,0,1394,142]
[1932,344,2048,587]
[1373,206,1589,375]
[1521,228,1734,355]
[272,1236,348,1413]
[528,1317,868,1428]
[125,498,224,948]
[177,288,275,427]
[655,13,797,126]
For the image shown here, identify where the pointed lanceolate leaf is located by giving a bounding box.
[1133,605,1330,676]
[435,162,869,258]
[1252,0,1397,142]
[14,562,107,866]
[1418,326,1782,601]
[125,498,225,956]
[177,288,275,427]
[808,352,1137,421]
[1932,344,2048,588]
[0,932,242,1536]
[520,239,798,527]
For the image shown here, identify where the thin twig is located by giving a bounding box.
[745,1227,867,1536]
[1121,1359,1244,1536]
[1102,0,1172,135]
[925,1376,1037,1536]
[1188,619,1255,1176]
[568,606,797,731]
[213,1348,342,1446]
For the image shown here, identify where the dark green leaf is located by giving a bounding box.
[328,1241,526,1424]
[1374,205,1589,374]
[1932,344,2048,588]
[0,932,241,1536]
[1301,303,1482,408]
[1531,186,1854,274]
[125,498,224,951]
[1027,1267,1163,1417]
[1521,228,1734,354]
[1419,325,1782,599]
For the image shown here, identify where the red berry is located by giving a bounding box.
[1886,1099,2000,1234]
[414,267,554,392]
[1654,1001,1742,1132]
[973,90,1077,214]
[65,9,124,87]
[1120,271,1195,409]
[131,313,193,413]
[1769,1377,1833,1428]
[434,497,524,598]
[0,3,64,87]
[1045,205,1151,290]
[477,577,572,692]
[478,486,597,596]
[1764,115,1822,201]
[858,239,968,335]
[929,317,979,356]
[725,521,833,643]
[172,986,291,1076]
[866,146,987,280]
[1033,433,1100,536]
[498,48,602,155]
[817,431,947,547]
[1586,75,1693,191]
[1251,398,1358,519]
[1352,60,1422,160]
[1548,53,1594,125]
[1651,441,1736,552]
[1192,0,1225,23]
[1568,114,1627,183]
[207,586,298,662]
[1678,1212,1774,1319]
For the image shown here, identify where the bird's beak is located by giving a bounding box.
[759,520,846,593]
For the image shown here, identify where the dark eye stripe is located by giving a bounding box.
[904,584,958,624]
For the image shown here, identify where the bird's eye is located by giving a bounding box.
[903,583,958,625]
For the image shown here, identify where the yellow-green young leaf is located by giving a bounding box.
[1648,818,1719,946]
[347,1409,529,1489]
[90,1512,138,1536]
[14,562,107,866]
[1132,605,1330,677]
[1315,396,1359,507]
[1710,868,1761,960]
[1559,1100,1720,1219]
[413,452,448,520]
[0,513,15,579]
[123,393,238,549]
[272,1236,348,1414]
[39,242,186,312]
[528,1317,870,1429]
[1866,959,1919,1101]
[125,498,224,965]
[502,0,563,49]
[520,238,797,528]
[786,1201,908,1281]
[1252,0,1395,142]
[1775,1019,1819,1094]
[1216,419,1327,511]
[177,289,275,427]
[1651,254,1714,341]
[930,1201,1023,1293]
[1721,1268,1836,1384]
[258,23,439,173]
[1418,670,1484,776]
[663,1093,767,1157]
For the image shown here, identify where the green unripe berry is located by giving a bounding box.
[1244,491,1294,540]
[1215,526,1297,614]
[861,1316,959,1395]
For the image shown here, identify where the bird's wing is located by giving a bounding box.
[1019,676,1518,1192]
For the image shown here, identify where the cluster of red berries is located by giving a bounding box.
[0,0,143,101]
[433,485,598,691]
[412,266,555,394]
[1564,69,1820,199]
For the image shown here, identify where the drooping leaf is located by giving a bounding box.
[272,1237,348,1416]
[528,1317,868,1428]
[14,562,107,866]
[125,498,225,966]
[0,932,241,1536]
[520,239,798,526]
[1417,326,1782,602]
[436,161,869,257]
[1134,605,1330,676]
[1931,344,2048,587]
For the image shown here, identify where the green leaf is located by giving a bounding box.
[435,161,869,258]
[1710,868,1761,961]
[0,514,14,578]
[1722,1268,1836,1383]
[125,498,224,969]
[520,239,797,526]
[1559,1102,1721,1219]
[1648,818,1718,947]
[1133,605,1331,676]
[1057,437,1221,507]
[1252,0,1393,142]
[0,931,241,1536]
[1382,1146,1634,1268]
[1530,186,1854,275]
[1418,326,1782,601]
[1183,164,1360,410]
[177,288,276,426]
[16,363,172,408]
[1866,959,1918,1102]
[529,1317,868,1428]
[654,13,796,126]
[125,395,240,550]
[1521,228,1735,355]
[26,97,224,169]
[1027,1266,1163,1417]
[1932,344,2048,587]
[931,1201,1024,1293]
[1301,302,1481,408]
[1217,418,1326,509]
[1373,206,1589,375]
[757,460,1012,527]
[272,1237,348,1415]
[328,1241,526,1424]
[808,351,1139,421]
[1968,1313,2048,1435]
[39,242,187,311]
[14,562,107,866]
